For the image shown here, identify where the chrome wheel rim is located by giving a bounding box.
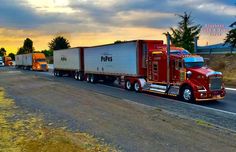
[86,76,90,82]
[90,76,94,83]
[183,89,191,101]
[74,74,78,80]
[134,82,139,91]
[126,81,131,90]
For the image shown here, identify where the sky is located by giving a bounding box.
[0,0,235,54]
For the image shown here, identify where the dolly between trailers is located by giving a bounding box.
[53,39,225,102]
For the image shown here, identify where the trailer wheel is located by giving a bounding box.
[181,86,195,103]
[90,74,97,83]
[78,73,83,81]
[86,75,90,83]
[125,80,133,91]
[134,81,141,92]
[74,73,78,80]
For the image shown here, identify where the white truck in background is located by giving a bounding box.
[0,56,4,67]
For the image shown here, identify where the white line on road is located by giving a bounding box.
[226,88,236,91]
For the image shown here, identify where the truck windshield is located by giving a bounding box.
[185,62,204,68]
[171,50,190,55]
[36,59,46,62]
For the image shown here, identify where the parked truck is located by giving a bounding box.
[0,56,4,67]
[54,40,226,102]
[15,53,48,71]
[3,56,13,66]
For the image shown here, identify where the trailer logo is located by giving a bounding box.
[101,53,112,62]
[61,56,67,61]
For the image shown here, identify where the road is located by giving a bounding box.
[47,67,236,114]
[8,67,236,130]
[1,66,236,152]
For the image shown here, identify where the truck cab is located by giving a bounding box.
[146,47,225,102]
[32,53,48,71]
[4,56,13,66]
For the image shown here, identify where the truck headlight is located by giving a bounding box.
[186,71,192,78]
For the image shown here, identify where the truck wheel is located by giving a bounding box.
[125,80,133,91]
[181,86,195,103]
[90,75,97,83]
[134,81,141,92]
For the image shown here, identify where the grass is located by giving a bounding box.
[195,119,212,128]
[203,54,236,88]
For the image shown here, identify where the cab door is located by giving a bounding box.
[173,59,185,83]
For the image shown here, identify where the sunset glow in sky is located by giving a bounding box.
[0,0,235,54]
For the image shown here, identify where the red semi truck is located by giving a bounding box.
[54,40,225,102]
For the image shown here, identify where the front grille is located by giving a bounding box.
[209,76,222,91]
[41,64,47,70]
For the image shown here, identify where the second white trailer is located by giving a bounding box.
[53,48,84,78]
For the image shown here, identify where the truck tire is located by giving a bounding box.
[86,75,90,83]
[54,71,57,76]
[78,73,83,81]
[181,86,195,103]
[134,81,141,92]
[90,74,97,83]
[74,73,78,80]
[125,80,133,91]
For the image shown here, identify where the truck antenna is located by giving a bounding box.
[166,32,171,86]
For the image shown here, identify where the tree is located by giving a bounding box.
[0,48,6,56]
[224,28,236,48]
[114,40,127,44]
[17,47,25,55]
[41,49,53,57]
[48,36,70,50]
[8,53,15,61]
[23,38,34,53]
[167,12,202,53]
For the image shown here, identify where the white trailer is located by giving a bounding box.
[53,48,84,79]
[83,41,146,83]
[16,54,32,66]
[22,54,33,66]
[84,41,139,76]
[15,54,23,67]
[0,56,4,66]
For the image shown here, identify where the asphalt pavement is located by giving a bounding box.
[2,67,236,131]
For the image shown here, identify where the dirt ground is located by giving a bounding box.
[0,69,236,152]
[0,87,118,152]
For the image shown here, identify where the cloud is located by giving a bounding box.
[0,0,235,53]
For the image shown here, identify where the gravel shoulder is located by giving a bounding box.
[0,69,236,152]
